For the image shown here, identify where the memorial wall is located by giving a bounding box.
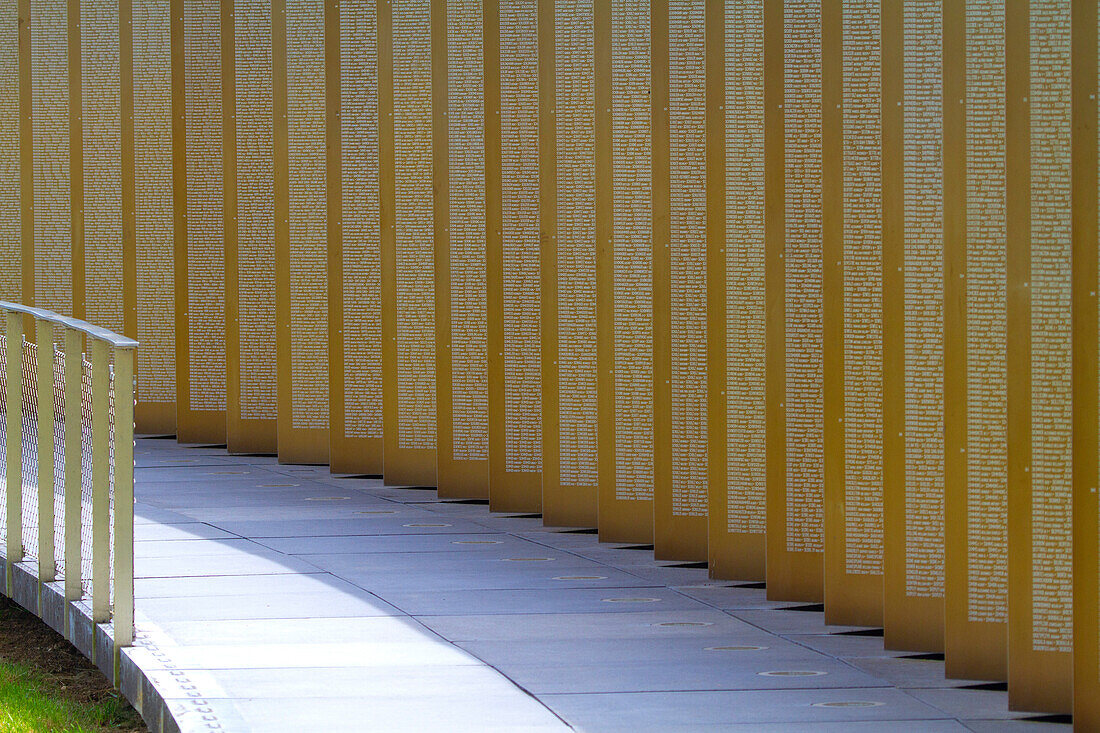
[225,0,277,454]
[596,0,653,544]
[884,0,946,654]
[275,0,329,463]
[174,0,226,442]
[654,0,707,562]
[542,0,597,527]
[330,0,383,476]
[3,0,1096,718]
[30,0,72,319]
[81,0,125,341]
[485,0,542,513]
[822,0,884,628]
[1072,1,1099,726]
[943,0,1008,681]
[707,0,765,582]
[765,0,825,602]
[381,0,436,486]
[133,0,176,433]
[0,1,18,306]
[1007,0,1074,713]
[437,0,489,498]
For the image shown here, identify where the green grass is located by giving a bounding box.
[0,660,136,733]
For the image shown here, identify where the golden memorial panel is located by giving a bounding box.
[133,0,176,432]
[486,0,542,512]
[765,0,823,601]
[1072,0,1099,725]
[436,0,488,498]
[1007,0,1073,713]
[708,0,765,581]
[30,0,71,317]
[82,0,124,338]
[275,0,329,464]
[0,0,17,304]
[883,0,944,652]
[822,0,883,626]
[225,0,276,454]
[596,0,653,543]
[380,0,437,485]
[654,0,706,561]
[943,0,1008,680]
[175,0,226,442]
[541,0,597,526]
[331,0,383,475]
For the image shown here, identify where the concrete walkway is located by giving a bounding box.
[124,438,1067,732]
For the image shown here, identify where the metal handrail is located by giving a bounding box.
[0,301,136,648]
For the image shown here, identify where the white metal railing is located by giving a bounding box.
[0,302,136,647]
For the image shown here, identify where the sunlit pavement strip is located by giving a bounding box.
[123,439,1065,733]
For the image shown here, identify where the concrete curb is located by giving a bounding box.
[0,557,182,733]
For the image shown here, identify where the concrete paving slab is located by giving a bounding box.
[128,640,483,671]
[786,632,908,658]
[384,586,711,616]
[209,516,492,537]
[134,523,239,542]
[420,609,761,642]
[135,591,400,622]
[456,636,797,667]
[146,664,555,699]
[845,656,986,689]
[167,694,567,733]
[129,538,277,558]
[251,532,530,556]
[135,552,319,578]
[962,721,1071,732]
[495,657,889,694]
[909,688,1044,719]
[731,608,874,636]
[134,572,365,599]
[305,558,655,593]
[542,688,953,729]
[144,616,437,646]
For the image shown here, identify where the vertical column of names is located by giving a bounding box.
[953,0,1008,677]
[841,0,883,579]
[31,0,70,315]
[1006,0,1073,712]
[492,0,541,506]
[182,0,226,426]
[902,0,945,607]
[447,0,487,466]
[282,0,328,460]
[602,0,652,540]
[132,0,175,428]
[337,0,382,467]
[661,0,706,559]
[234,0,276,431]
[784,0,823,556]
[713,0,765,578]
[393,0,436,457]
[769,0,824,600]
[551,0,597,517]
[82,0,123,334]
[0,1,18,302]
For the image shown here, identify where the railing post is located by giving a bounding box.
[4,310,22,593]
[62,326,82,617]
[36,318,55,586]
[90,339,109,624]
[111,346,134,646]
